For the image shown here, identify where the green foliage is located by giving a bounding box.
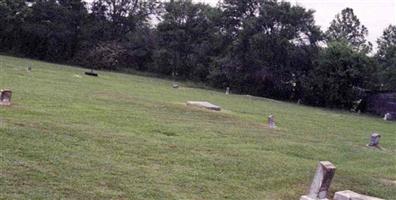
[303,41,376,108]
[376,25,396,90]
[326,8,372,53]
[154,0,221,81]
[216,0,322,99]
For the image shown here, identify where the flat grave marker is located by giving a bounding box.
[334,190,384,200]
[186,101,221,111]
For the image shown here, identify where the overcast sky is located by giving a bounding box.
[85,0,396,47]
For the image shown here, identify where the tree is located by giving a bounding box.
[376,25,396,90]
[214,0,322,99]
[89,0,161,40]
[303,41,376,108]
[154,0,221,81]
[326,8,372,53]
[8,0,89,61]
[0,0,29,51]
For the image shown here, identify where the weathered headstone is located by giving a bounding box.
[384,113,396,121]
[334,190,384,200]
[186,101,221,111]
[172,83,179,89]
[226,87,230,95]
[300,161,336,200]
[367,133,381,147]
[0,89,12,106]
[268,115,276,128]
[384,113,391,121]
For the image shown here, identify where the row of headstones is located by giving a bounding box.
[301,161,384,200]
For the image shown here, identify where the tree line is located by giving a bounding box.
[1,0,395,110]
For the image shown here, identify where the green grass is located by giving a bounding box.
[0,55,395,200]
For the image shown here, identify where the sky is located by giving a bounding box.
[84,0,396,47]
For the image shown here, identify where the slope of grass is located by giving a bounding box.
[0,55,395,199]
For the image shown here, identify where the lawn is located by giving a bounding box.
[0,55,395,199]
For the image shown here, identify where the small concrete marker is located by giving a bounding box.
[367,133,381,147]
[384,113,390,121]
[300,161,336,200]
[334,190,384,200]
[0,89,12,106]
[186,101,221,111]
[268,114,276,128]
[172,83,179,89]
[383,112,395,121]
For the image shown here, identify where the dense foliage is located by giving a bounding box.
[0,0,395,109]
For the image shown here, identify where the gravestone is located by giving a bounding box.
[172,83,179,89]
[368,133,381,147]
[226,87,230,95]
[300,161,336,200]
[268,115,276,128]
[383,112,396,121]
[0,89,12,106]
[334,190,384,200]
[186,101,221,111]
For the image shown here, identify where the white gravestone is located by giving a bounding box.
[384,113,391,121]
[226,87,230,95]
[300,161,336,200]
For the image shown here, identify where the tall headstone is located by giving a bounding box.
[368,133,381,147]
[226,87,230,95]
[300,161,336,200]
[268,115,276,128]
[0,89,12,106]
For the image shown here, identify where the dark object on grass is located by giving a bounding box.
[0,89,12,106]
[85,69,98,77]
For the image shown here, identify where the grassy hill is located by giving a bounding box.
[0,55,395,199]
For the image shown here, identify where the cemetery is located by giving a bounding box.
[0,56,395,199]
[0,0,395,198]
